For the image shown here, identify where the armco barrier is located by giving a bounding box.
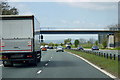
[70,48,119,61]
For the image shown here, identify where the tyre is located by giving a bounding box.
[32,61,37,66]
[31,59,38,66]
[37,57,41,62]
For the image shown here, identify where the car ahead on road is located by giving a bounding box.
[77,46,84,50]
[41,45,44,49]
[54,46,57,49]
[92,46,99,50]
[56,46,64,52]
[45,45,49,49]
[48,46,53,49]
[42,47,47,51]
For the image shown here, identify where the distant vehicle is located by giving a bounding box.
[1,15,41,67]
[56,46,64,52]
[54,46,57,49]
[77,46,84,50]
[48,46,53,49]
[66,43,71,49]
[45,45,48,48]
[42,47,47,51]
[41,46,44,49]
[92,46,99,50]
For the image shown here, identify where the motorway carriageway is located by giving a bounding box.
[0,49,117,79]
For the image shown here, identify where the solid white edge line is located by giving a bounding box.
[45,63,48,66]
[0,64,3,67]
[37,70,42,74]
[66,51,117,79]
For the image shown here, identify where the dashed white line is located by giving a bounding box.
[45,63,48,66]
[49,60,51,61]
[51,57,53,59]
[37,70,42,74]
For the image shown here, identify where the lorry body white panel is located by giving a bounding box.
[0,15,41,66]
[2,19,33,38]
[1,15,40,52]
[2,39,32,51]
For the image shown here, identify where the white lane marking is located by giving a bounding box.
[67,51,117,79]
[37,70,42,74]
[45,63,48,66]
[0,64,3,67]
[49,60,50,61]
[51,57,53,59]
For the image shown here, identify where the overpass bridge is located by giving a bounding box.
[35,29,119,48]
[35,29,116,34]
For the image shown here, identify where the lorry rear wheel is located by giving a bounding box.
[31,59,38,66]
[32,62,37,66]
[37,58,41,62]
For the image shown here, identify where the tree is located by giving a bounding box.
[64,38,71,44]
[87,41,90,44]
[74,39,79,47]
[48,42,54,46]
[41,42,46,46]
[0,1,19,15]
[95,41,98,46]
[54,43,58,46]
[102,36,107,48]
[60,43,63,46]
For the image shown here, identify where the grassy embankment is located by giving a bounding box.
[65,49,118,77]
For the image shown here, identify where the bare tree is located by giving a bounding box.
[0,1,19,15]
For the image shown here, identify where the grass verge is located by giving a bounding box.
[65,49,118,77]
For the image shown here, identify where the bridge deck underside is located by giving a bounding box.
[36,31,115,34]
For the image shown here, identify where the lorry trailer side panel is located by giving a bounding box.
[1,15,41,67]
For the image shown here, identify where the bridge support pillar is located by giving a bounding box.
[40,34,44,42]
[107,34,115,48]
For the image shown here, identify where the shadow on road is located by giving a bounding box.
[3,60,78,68]
[5,61,49,68]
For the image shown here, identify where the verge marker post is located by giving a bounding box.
[110,54,112,60]
[113,54,115,60]
[107,54,108,59]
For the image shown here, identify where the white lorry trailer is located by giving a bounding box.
[0,15,41,67]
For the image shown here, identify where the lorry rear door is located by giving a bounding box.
[2,39,32,52]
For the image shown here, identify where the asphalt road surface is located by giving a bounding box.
[1,49,113,79]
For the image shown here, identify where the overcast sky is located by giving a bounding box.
[8,1,118,43]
